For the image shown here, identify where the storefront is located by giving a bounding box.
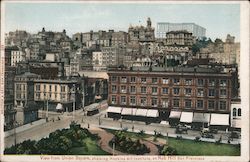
[107,106,122,119]
[192,113,210,130]
[210,113,230,131]
[168,110,181,127]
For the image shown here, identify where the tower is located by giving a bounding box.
[147,17,151,28]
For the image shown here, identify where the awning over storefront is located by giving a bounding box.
[169,111,181,119]
[147,109,159,118]
[121,108,133,115]
[56,103,63,110]
[231,119,241,128]
[131,108,137,116]
[210,114,229,126]
[107,106,122,113]
[192,113,210,123]
[135,109,148,116]
[180,112,193,123]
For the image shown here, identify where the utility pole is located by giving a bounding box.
[46,93,49,122]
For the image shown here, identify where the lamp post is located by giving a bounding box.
[46,93,49,122]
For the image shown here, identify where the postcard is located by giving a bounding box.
[0,1,249,162]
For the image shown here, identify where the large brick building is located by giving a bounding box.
[107,65,238,128]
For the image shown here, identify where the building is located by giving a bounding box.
[111,31,128,46]
[157,22,206,39]
[107,65,238,129]
[92,51,105,71]
[34,78,85,112]
[230,99,241,131]
[128,17,155,42]
[165,30,195,46]
[14,72,41,125]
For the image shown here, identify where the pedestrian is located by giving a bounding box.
[87,123,90,128]
[132,125,134,131]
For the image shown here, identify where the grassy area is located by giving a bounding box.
[105,129,240,156]
[105,129,150,139]
[68,138,110,155]
[166,137,240,156]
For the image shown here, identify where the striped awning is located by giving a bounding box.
[107,106,122,113]
[180,112,193,123]
[135,109,148,116]
[169,111,181,119]
[147,109,159,117]
[210,114,229,126]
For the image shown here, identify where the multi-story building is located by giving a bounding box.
[111,31,128,46]
[165,30,195,46]
[34,78,85,112]
[107,65,238,129]
[230,99,241,131]
[157,22,206,39]
[128,17,155,43]
[14,72,41,125]
[92,51,105,71]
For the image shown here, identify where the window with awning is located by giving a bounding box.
[135,109,148,116]
[192,113,210,123]
[180,112,193,123]
[147,109,159,118]
[107,106,122,113]
[210,113,229,126]
[169,111,181,119]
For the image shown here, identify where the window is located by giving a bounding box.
[130,86,136,93]
[120,85,127,93]
[61,94,66,100]
[140,97,147,106]
[173,99,179,107]
[197,100,204,109]
[36,85,40,91]
[151,98,158,107]
[130,96,136,105]
[121,96,126,105]
[130,77,136,83]
[44,84,46,91]
[197,79,204,86]
[162,99,169,108]
[55,93,57,99]
[111,95,116,104]
[111,85,117,93]
[121,77,127,83]
[141,77,146,83]
[141,86,147,93]
[220,79,227,86]
[185,79,192,85]
[208,89,215,97]
[173,88,180,95]
[185,88,192,96]
[233,108,237,117]
[173,78,180,85]
[152,87,158,94]
[185,99,192,108]
[208,100,215,109]
[152,78,158,84]
[162,87,168,94]
[162,78,169,84]
[111,76,117,82]
[61,86,65,92]
[55,85,57,92]
[36,93,40,99]
[16,84,21,91]
[220,89,227,97]
[219,101,227,110]
[238,108,241,116]
[209,79,215,86]
[49,85,52,92]
[197,89,204,97]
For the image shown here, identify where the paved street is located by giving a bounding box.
[4,106,240,149]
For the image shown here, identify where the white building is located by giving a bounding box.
[92,51,105,71]
[230,99,241,130]
[11,47,25,66]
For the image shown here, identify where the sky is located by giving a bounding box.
[4,2,240,41]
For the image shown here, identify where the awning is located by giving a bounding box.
[210,113,229,126]
[180,112,193,123]
[135,109,148,116]
[107,106,122,113]
[192,113,210,123]
[147,109,159,117]
[121,108,133,115]
[131,108,137,116]
[56,103,63,110]
[231,119,241,128]
[169,111,181,119]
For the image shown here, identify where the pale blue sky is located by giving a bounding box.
[4,3,240,41]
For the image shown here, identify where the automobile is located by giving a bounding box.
[229,131,241,139]
[175,125,188,134]
[201,132,214,139]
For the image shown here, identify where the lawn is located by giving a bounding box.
[68,138,110,155]
[166,137,240,156]
[105,129,240,156]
